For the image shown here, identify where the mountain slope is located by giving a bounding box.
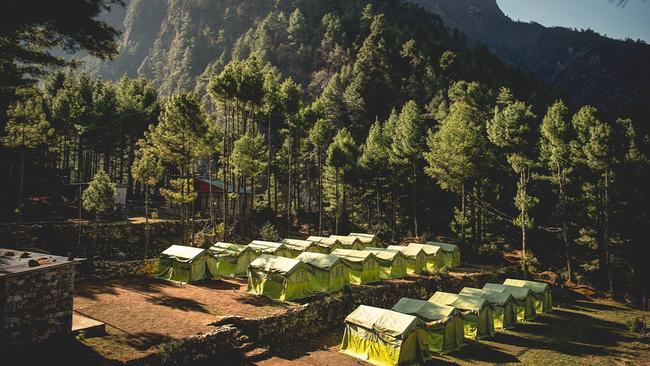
[83,0,649,132]
[84,0,542,101]
[409,0,650,131]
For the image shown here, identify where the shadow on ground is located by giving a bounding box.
[146,295,210,313]
[112,331,173,351]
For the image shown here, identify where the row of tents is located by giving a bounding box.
[340,278,553,366]
[246,241,459,301]
[156,238,461,301]
[156,233,382,283]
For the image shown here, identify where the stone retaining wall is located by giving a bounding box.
[216,267,518,355]
[0,263,75,347]
[151,325,244,366]
[75,258,159,282]
[0,220,205,260]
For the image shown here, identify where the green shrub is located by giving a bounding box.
[522,251,540,274]
[626,316,645,333]
[159,340,184,365]
[258,221,280,242]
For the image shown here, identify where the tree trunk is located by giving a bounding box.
[412,164,418,237]
[318,152,323,235]
[274,173,278,213]
[144,184,149,262]
[477,181,483,246]
[208,156,214,229]
[520,171,528,279]
[93,212,99,257]
[15,149,25,248]
[391,168,396,240]
[604,169,613,294]
[222,100,229,240]
[267,113,272,210]
[335,167,340,235]
[286,132,292,232]
[472,183,478,248]
[460,183,466,244]
[557,163,572,282]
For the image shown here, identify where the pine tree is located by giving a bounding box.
[325,128,358,234]
[149,92,207,244]
[279,77,303,227]
[82,169,116,255]
[196,121,223,229]
[359,120,391,228]
[487,87,538,275]
[116,75,159,198]
[424,100,486,245]
[231,132,267,231]
[309,118,334,234]
[2,88,52,247]
[391,100,425,237]
[570,106,616,292]
[351,13,393,120]
[540,100,574,281]
[288,8,307,46]
[131,140,164,260]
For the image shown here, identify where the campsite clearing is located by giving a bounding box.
[256,294,650,365]
[73,276,294,362]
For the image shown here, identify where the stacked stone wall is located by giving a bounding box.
[0,263,75,347]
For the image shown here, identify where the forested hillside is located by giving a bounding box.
[84,0,545,102]
[409,0,650,136]
[2,0,648,301]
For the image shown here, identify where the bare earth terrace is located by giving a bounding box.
[73,276,294,362]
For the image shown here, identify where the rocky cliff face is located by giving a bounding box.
[409,0,650,129]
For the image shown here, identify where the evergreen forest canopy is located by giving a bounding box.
[1,0,648,301]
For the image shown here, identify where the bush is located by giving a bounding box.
[159,339,183,365]
[522,251,540,274]
[626,316,646,333]
[258,221,280,241]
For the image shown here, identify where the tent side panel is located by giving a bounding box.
[285,269,314,300]
[189,257,206,282]
[157,257,193,283]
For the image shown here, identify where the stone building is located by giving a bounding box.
[0,249,76,347]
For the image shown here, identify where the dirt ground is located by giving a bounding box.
[74,276,294,362]
[257,294,650,366]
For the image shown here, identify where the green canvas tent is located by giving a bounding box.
[340,305,424,366]
[386,245,426,275]
[503,279,553,313]
[248,240,296,258]
[460,287,517,330]
[331,249,381,284]
[295,252,349,292]
[330,235,365,250]
[429,291,495,340]
[281,238,326,254]
[364,248,408,279]
[206,242,258,278]
[247,254,315,301]
[392,297,464,355]
[483,283,536,321]
[406,243,444,273]
[306,236,343,252]
[425,241,460,268]
[349,233,383,248]
[157,245,206,283]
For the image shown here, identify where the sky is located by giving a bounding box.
[496,0,650,43]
